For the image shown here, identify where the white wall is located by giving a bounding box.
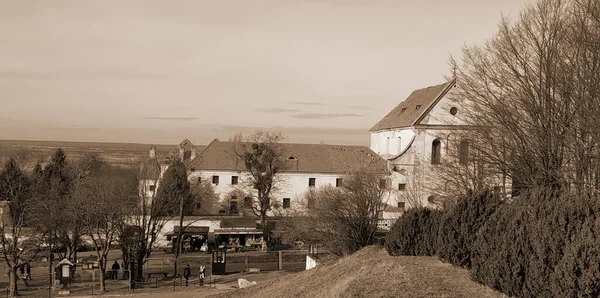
[370,129,415,158]
[189,170,348,214]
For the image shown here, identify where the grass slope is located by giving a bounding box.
[211,246,504,298]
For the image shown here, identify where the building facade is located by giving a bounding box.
[369,78,474,208]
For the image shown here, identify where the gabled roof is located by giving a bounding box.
[370,79,456,132]
[165,139,202,164]
[188,139,388,174]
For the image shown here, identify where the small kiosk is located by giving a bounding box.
[211,248,227,275]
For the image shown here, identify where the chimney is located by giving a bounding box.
[149,145,156,159]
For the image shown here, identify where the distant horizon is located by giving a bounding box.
[0,0,529,146]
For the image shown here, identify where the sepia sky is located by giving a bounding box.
[0,0,529,146]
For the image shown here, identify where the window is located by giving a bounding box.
[398,183,406,191]
[379,179,387,189]
[149,185,156,192]
[450,107,458,116]
[244,197,252,208]
[231,176,238,185]
[416,105,422,110]
[431,139,441,164]
[212,175,219,184]
[229,200,238,215]
[336,178,343,187]
[183,150,192,161]
[196,177,201,183]
[427,195,436,204]
[459,140,470,165]
[283,198,291,209]
[288,156,297,160]
[385,137,390,154]
[397,202,405,208]
[196,202,201,209]
[309,178,316,187]
[400,107,407,112]
[397,137,402,154]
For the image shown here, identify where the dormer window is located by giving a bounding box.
[416,105,422,110]
[288,156,297,160]
[401,108,407,113]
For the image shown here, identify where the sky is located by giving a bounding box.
[0,0,529,146]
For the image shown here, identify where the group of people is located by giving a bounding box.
[182,263,206,286]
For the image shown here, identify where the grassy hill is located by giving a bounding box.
[211,246,504,298]
[0,140,196,167]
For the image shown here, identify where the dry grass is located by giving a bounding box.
[0,140,184,167]
[210,246,505,298]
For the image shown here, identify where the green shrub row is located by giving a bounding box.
[385,190,600,298]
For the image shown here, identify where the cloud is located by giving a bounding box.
[292,113,364,119]
[346,104,375,111]
[255,108,302,113]
[144,117,200,121]
[287,101,326,106]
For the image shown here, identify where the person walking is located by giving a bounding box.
[183,264,191,286]
[26,261,31,281]
[198,265,206,286]
[111,260,120,280]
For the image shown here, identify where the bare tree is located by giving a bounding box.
[0,158,43,297]
[231,131,287,242]
[281,170,391,256]
[77,164,138,292]
[452,0,600,196]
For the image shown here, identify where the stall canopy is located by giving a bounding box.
[168,226,209,236]
[215,218,261,235]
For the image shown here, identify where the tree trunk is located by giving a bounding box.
[99,267,106,292]
[174,195,185,277]
[136,254,144,281]
[9,266,18,297]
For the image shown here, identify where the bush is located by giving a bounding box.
[436,190,502,268]
[385,207,442,256]
[471,191,600,297]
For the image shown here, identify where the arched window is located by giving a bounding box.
[459,140,470,165]
[397,136,402,154]
[385,137,390,154]
[431,139,441,164]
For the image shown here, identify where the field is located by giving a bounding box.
[0,140,190,167]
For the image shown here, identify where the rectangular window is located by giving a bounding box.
[212,175,219,185]
[459,140,470,165]
[197,176,201,183]
[336,178,343,187]
[244,197,252,208]
[196,202,201,209]
[283,198,291,209]
[308,178,316,187]
[231,176,238,185]
[398,183,406,191]
[149,185,156,192]
[397,202,405,208]
[379,179,387,189]
[229,200,238,215]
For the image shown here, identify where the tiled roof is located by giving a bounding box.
[370,79,455,131]
[188,139,388,174]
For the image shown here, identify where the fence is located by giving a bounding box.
[1,250,320,297]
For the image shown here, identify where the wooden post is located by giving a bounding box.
[278,251,283,271]
[245,252,249,272]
